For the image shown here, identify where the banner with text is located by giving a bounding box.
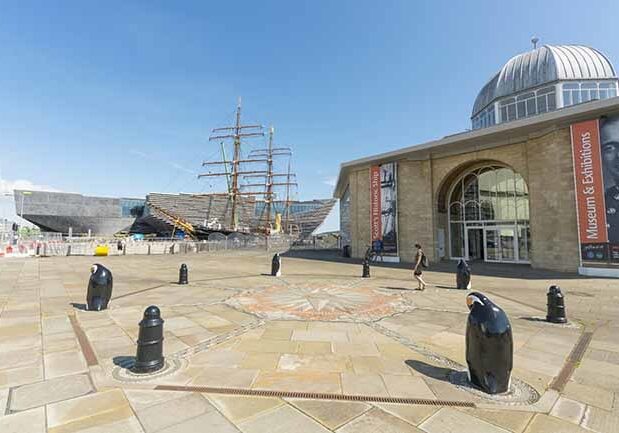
[369,163,398,255]
[571,116,619,263]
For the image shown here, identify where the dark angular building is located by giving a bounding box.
[14,190,144,235]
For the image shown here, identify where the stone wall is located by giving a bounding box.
[525,129,580,271]
[397,160,434,263]
[343,126,581,272]
[349,167,370,258]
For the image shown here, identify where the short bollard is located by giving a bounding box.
[179,264,188,285]
[132,306,165,374]
[362,258,370,278]
[546,285,567,323]
[271,253,281,276]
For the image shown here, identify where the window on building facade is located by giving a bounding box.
[498,86,557,124]
[562,81,618,107]
[472,104,496,130]
[448,166,530,262]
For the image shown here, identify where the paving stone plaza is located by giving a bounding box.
[1,250,619,432]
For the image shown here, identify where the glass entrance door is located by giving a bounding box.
[484,226,519,262]
[466,228,484,261]
[485,228,499,261]
[498,227,517,261]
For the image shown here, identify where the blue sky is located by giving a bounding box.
[1,1,619,229]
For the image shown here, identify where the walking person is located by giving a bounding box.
[413,243,427,291]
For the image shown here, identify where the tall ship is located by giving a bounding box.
[14,101,335,239]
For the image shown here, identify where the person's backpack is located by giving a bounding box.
[421,253,429,268]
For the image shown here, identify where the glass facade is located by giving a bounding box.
[119,199,145,218]
[472,104,496,130]
[448,166,530,263]
[254,201,325,216]
[497,86,557,124]
[562,81,618,107]
[474,81,619,130]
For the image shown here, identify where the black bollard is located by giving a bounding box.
[362,258,370,278]
[546,285,567,324]
[465,292,513,394]
[86,264,113,311]
[178,263,188,285]
[132,306,165,374]
[271,253,281,276]
[456,259,471,290]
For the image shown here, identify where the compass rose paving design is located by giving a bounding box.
[225,283,415,322]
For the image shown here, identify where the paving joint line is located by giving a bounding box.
[68,313,99,367]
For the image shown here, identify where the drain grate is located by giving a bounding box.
[154,385,475,407]
[549,331,593,392]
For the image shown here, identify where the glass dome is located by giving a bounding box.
[472,45,619,130]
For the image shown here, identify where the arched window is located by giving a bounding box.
[448,166,530,262]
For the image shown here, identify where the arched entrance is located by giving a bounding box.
[447,165,530,263]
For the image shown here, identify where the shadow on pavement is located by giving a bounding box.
[113,355,136,370]
[405,359,456,382]
[283,249,585,280]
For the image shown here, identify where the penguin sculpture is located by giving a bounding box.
[86,264,113,311]
[456,259,471,290]
[271,253,281,277]
[465,292,513,394]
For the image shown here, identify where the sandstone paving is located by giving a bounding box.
[418,408,511,433]
[458,407,534,433]
[44,349,89,379]
[0,406,46,433]
[205,394,284,424]
[47,388,136,433]
[1,252,619,432]
[549,396,586,425]
[238,404,331,433]
[374,402,439,426]
[562,380,615,411]
[9,373,94,412]
[123,389,191,412]
[286,398,371,430]
[582,405,619,433]
[154,409,241,433]
[0,387,9,416]
[336,407,423,432]
[523,414,590,433]
[134,393,215,432]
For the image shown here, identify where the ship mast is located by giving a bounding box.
[198,98,265,231]
[283,159,292,233]
[246,128,296,233]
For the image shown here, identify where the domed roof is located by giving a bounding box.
[472,45,617,116]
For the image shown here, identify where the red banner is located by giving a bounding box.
[370,165,382,242]
[571,119,608,244]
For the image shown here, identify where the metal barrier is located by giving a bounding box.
[1,233,293,258]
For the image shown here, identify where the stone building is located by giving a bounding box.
[334,44,619,277]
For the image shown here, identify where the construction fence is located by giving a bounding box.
[1,233,294,258]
